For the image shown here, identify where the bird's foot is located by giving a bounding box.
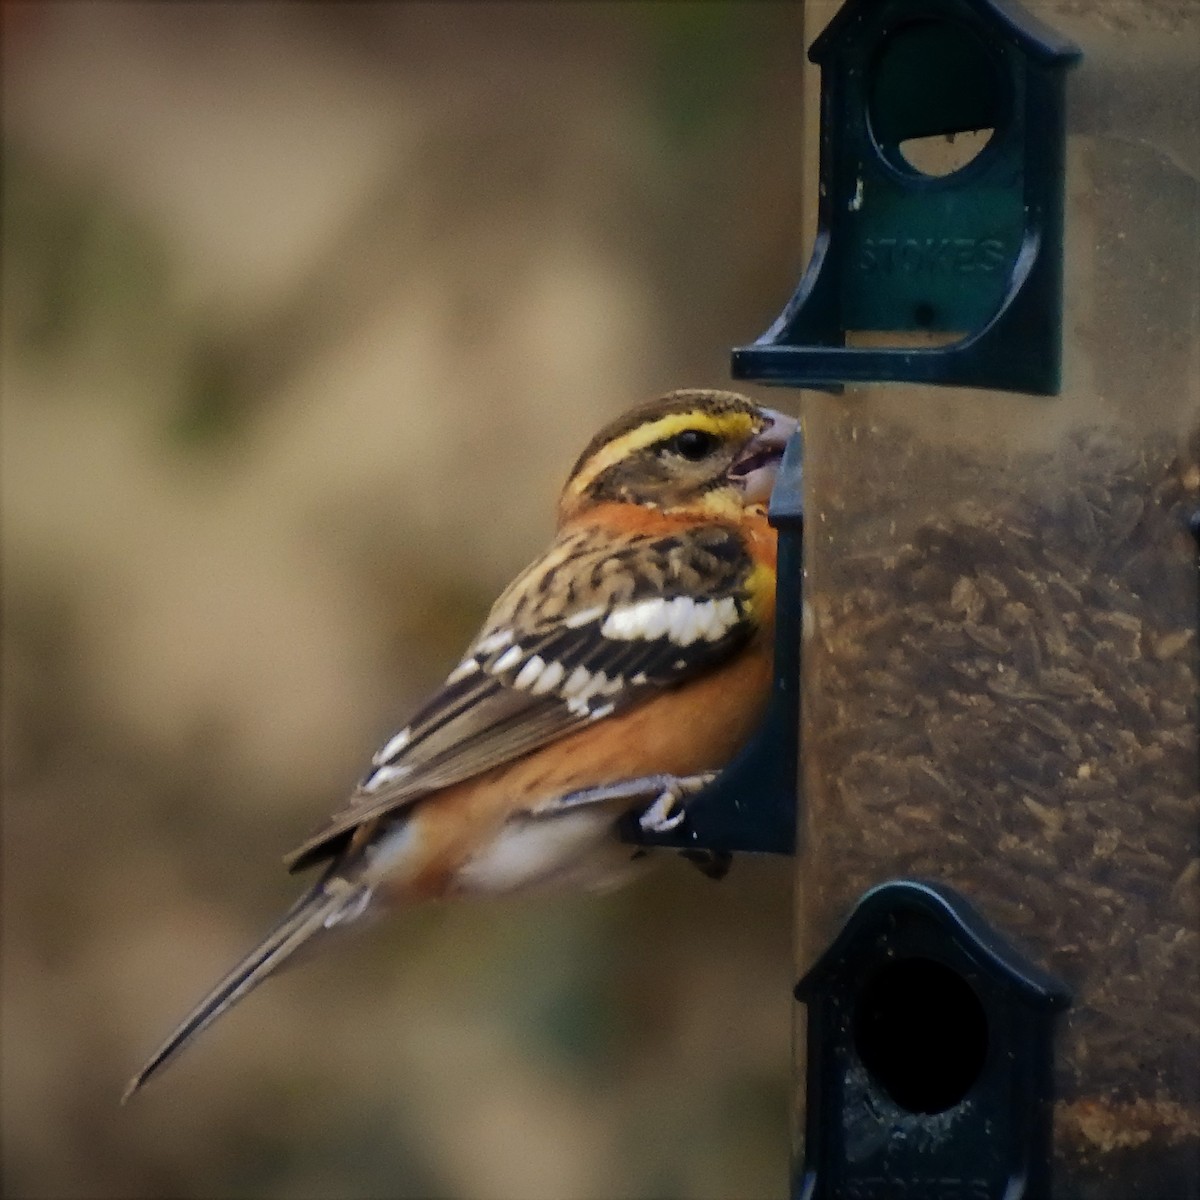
[636,771,715,833]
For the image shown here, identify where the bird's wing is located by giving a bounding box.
[284,522,762,871]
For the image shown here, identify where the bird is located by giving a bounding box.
[124,388,796,1100]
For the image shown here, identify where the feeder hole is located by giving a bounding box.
[898,128,995,177]
[852,957,988,1114]
[867,18,1006,180]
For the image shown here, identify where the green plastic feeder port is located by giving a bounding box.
[732,0,1080,395]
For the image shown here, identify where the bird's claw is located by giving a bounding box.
[636,771,715,833]
[638,789,687,833]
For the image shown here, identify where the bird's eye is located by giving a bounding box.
[669,429,719,461]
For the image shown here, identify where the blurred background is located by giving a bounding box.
[1,4,808,1197]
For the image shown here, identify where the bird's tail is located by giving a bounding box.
[122,876,372,1102]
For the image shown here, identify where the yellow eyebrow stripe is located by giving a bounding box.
[567,409,756,497]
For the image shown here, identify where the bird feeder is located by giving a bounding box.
[631,0,1199,1194]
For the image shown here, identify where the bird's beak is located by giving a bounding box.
[729,408,798,504]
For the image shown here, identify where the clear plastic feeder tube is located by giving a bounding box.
[793,1,1199,1195]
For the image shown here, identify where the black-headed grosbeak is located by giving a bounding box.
[125,388,795,1099]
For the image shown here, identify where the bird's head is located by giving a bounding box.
[560,390,797,521]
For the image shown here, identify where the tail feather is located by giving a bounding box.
[122,879,369,1102]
